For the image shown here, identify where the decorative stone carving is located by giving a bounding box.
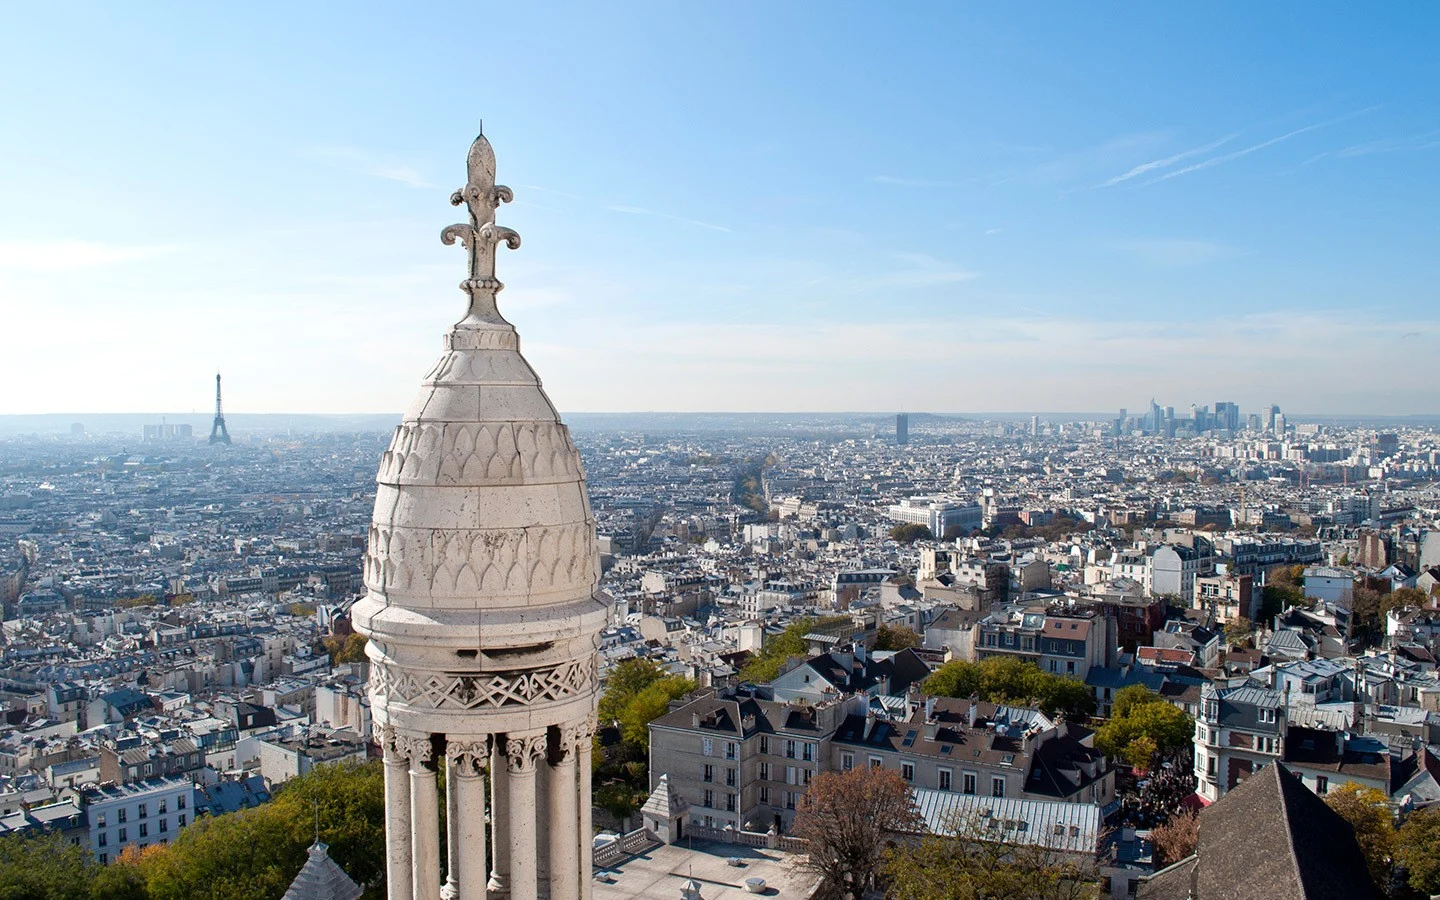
[365,521,597,599]
[504,731,548,774]
[445,738,491,778]
[372,658,597,711]
[377,421,582,487]
[382,727,436,767]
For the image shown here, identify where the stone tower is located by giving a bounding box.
[353,127,606,900]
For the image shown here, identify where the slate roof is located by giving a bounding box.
[281,841,363,900]
[1138,762,1380,899]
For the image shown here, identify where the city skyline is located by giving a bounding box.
[3,4,1439,416]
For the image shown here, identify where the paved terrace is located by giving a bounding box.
[593,839,815,900]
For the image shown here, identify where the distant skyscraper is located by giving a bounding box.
[896,413,909,445]
[1030,415,1039,435]
[1215,401,1239,432]
[1266,404,1281,434]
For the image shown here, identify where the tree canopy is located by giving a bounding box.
[888,523,934,544]
[1324,782,1395,893]
[1093,685,1193,770]
[922,656,1096,721]
[1396,804,1440,896]
[874,624,922,651]
[738,616,847,684]
[0,760,385,900]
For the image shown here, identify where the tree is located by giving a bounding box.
[738,616,848,684]
[1222,617,1254,647]
[888,523,933,544]
[1150,810,1198,867]
[923,657,1095,721]
[1122,735,1159,772]
[1324,782,1395,892]
[323,633,368,664]
[1094,686,1194,766]
[0,832,92,900]
[793,766,922,900]
[617,676,694,746]
[882,811,1100,900]
[1396,805,1440,896]
[1350,586,1384,640]
[1382,587,1428,617]
[874,625,921,651]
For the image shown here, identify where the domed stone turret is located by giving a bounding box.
[352,126,604,900]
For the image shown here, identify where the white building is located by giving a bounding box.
[887,497,983,537]
[82,776,195,864]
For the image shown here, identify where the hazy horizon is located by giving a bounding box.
[3,5,1438,417]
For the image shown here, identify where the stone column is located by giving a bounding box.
[488,739,510,894]
[548,725,581,900]
[577,718,596,900]
[442,749,460,900]
[505,730,548,900]
[447,737,490,900]
[406,733,441,900]
[382,727,415,900]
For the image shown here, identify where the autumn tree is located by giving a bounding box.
[1324,782,1395,892]
[874,624,921,651]
[1222,617,1254,648]
[1150,810,1198,866]
[1396,805,1440,896]
[792,766,922,900]
[882,811,1100,900]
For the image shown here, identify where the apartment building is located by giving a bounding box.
[82,776,195,864]
[975,605,1113,681]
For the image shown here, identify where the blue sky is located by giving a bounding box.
[2,3,1437,416]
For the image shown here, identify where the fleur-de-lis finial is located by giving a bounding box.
[441,124,520,324]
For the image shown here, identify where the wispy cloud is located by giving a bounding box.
[870,252,978,287]
[607,205,731,233]
[872,175,971,188]
[0,240,178,271]
[1142,107,1380,185]
[1098,133,1239,187]
[303,145,433,188]
[1304,130,1440,165]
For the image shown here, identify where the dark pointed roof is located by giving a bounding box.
[281,842,363,900]
[1139,762,1379,900]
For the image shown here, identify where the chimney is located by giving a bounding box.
[925,696,936,721]
[967,694,980,729]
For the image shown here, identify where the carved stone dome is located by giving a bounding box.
[352,129,606,739]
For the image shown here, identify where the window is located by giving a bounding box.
[868,756,883,770]
[992,777,1006,798]
[703,789,714,808]
[98,833,107,847]
[901,763,914,782]
[703,764,714,783]
[117,809,127,823]
[177,797,186,810]
[841,753,854,771]
[177,814,186,827]
[785,766,797,785]
[139,823,148,838]
[726,768,736,787]
[118,827,127,842]
[802,743,813,762]
[726,793,736,812]
[1207,755,1217,776]
[1066,661,1076,675]
[1316,776,1329,795]
[159,818,168,833]
[786,740,796,759]
[1259,708,1276,724]
[99,854,107,865]
[759,762,769,781]
[702,738,714,757]
[726,742,737,760]
[97,813,106,828]
[938,768,952,791]
[159,800,167,814]
[962,772,976,795]
[803,768,813,786]
[759,786,769,804]
[138,803,147,819]
[759,735,769,755]
[785,791,796,810]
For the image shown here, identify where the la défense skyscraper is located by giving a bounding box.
[352,127,606,900]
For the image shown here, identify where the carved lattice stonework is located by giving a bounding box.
[372,658,596,711]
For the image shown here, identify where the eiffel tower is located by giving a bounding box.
[208,372,231,445]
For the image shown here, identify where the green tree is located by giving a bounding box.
[888,523,934,544]
[738,616,848,684]
[323,633,368,664]
[0,832,93,900]
[874,625,921,651]
[1093,686,1194,765]
[923,657,1095,720]
[1382,586,1428,617]
[618,676,695,746]
[1324,782,1395,892]
[1396,805,1440,896]
[1222,617,1254,647]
